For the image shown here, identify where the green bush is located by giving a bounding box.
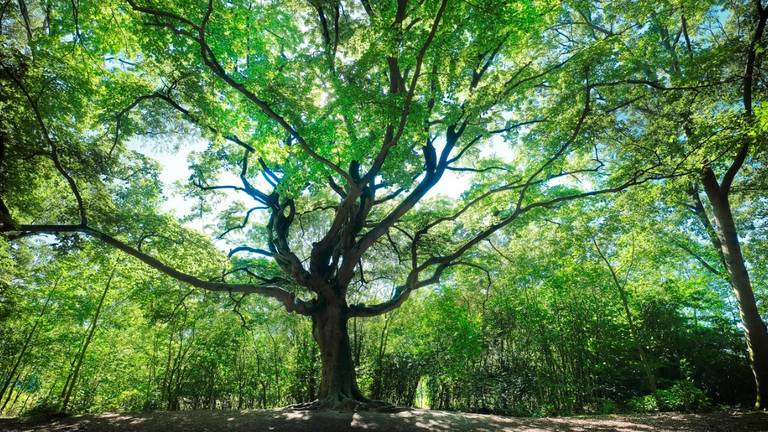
[23,401,62,420]
[629,381,712,413]
[628,394,658,413]
[594,398,618,415]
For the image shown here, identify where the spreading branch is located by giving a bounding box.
[4,224,315,315]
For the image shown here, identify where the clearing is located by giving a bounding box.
[1,409,767,431]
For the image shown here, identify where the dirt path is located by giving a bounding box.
[1,409,766,431]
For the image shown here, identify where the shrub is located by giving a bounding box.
[628,394,658,413]
[23,401,62,420]
[629,381,712,413]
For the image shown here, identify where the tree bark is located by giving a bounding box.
[701,169,768,409]
[311,302,364,407]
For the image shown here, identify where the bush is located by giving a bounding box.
[587,398,618,415]
[23,401,62,420]
[629,381,712,413]
[628,394,658,413]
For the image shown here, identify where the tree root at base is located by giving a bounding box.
[286,396,404,412]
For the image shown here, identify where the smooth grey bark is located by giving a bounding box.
[701,169,768,409]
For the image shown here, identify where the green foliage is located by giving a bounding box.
[630,381,713,413]
[1,0,766,418]
[0,189,760,416]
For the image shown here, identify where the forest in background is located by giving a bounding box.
[1,188,763,416]
[1,0,767,419]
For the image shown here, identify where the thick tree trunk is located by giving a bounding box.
[311,303,364,407]
[702,174,768,409]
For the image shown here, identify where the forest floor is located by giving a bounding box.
[0,408,766,432]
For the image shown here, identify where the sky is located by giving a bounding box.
[128,134,516,247]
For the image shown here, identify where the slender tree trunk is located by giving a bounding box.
[19,393,31,414]
[311,302,363,406]
[617,289,656,393]
[8,382,24,413]
[308,338,318,401]
[237,345,245,410]
[1,365,26,412]
[60,269,114,414]
[1,344,28,410]
[592,238,656,393]
[0,279,58,402]
[370,312,391,400]
[206,366,216,409]
[144,334,158,411]
[161,331,174,409]
[701,172,768,409]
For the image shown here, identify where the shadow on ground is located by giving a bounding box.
[1,409,766,431]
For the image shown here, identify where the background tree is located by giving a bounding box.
[1,187,756,416]
[559,0,768,407]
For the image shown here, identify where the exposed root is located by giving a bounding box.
[285,397,405,412]
[286,400,321,410]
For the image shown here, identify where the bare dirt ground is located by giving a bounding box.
[0,409,766,432]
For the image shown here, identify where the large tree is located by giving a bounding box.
[571,0,768,408]
[1,0,687,408]
[694,1,768,409]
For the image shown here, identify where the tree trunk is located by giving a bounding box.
[311,303,364,407]
[60,269,114,414]
[702,173,768,409]
[0,279,58,403]
[592,238,657,393]
[1,365,26,413]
